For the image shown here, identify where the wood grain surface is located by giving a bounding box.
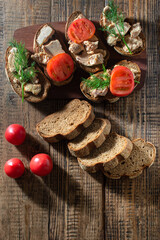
[0,0,159,240]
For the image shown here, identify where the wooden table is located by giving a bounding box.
[0,0,159,239]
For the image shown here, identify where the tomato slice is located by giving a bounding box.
[47,53,74,82]
[68,18,96,43]
[110,66,134,97]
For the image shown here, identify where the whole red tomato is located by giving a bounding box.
[30,153,53,176]
[5,124,26,145]
[4,158,25,178]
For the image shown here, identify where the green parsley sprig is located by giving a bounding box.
[100,0,132,54]
[82,64,110,90]
[9,40,38,102]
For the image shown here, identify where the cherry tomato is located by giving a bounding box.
[110,66,134,97]
[30,153,53,176]
[68,18,96,43]
[5,124,26,145]
[4,158,25,178]
[47,53,74,82]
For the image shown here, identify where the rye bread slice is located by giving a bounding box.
[65,11,110,73]
[33,24,56,53]
[36,99,95,143]
[80,60,141,103]
[5,46,51,103]
[100,11,146,56]
[103,139,156,179]
[77,133,133,173]
[68,118,111,157]
[33,24,75,86]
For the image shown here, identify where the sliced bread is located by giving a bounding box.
[68,118,111,157]
[77,133,133,173]
[36,99,95,143]
[103,139,156,179]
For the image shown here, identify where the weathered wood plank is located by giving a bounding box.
[47,2,106,240]
[0,0,52,240]
[104,0,160,239]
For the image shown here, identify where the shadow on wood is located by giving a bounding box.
[15,164,94,211]
[15,133,49,159]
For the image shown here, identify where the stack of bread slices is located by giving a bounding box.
[36,99,156,179]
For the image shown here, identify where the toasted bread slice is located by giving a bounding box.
[100,8,146,56]
[36,99,95,143]
[80,60,141,103]
[5,46,51,103]
[68,118,111,157]
[114,32,146,56]
[65,11,110,73]
[77,133,133,173]
[33,24,56,53]
[33,24,75,86]
[103,139,156,179]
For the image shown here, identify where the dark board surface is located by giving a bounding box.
[0,1,159,240]
[14,21,147,99]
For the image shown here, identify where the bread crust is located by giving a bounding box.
[65,11,110,73]
[68,118,111,157]
[33,23,56,53]
[103,138,156,179]
[80,60,141,103]
[77,133,133,173]
[99,13,146,56]
[33,23,75,86]
[5,46,51,103]
[36,99,95,143]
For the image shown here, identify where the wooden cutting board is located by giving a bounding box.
[14,22,147,99]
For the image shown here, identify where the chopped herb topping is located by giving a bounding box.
[82,64,110,90]
[100,0,132,54]
[9,40,38,102]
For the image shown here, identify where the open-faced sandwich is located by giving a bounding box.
[32,24,75,86]
[80,60,141,103]
[5,40,51,102]
[100,0,146,56]
[65,11,110,73]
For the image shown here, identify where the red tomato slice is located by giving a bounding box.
[47,53,74,82]
[68,18,96,43]
[110,66,134,97]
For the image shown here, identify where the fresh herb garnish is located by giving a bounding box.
[134,80,140,84]
[82,64,110,90]
[100,0,132,54]
[9,40,38,102]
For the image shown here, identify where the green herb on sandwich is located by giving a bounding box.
[134,80,140,84]
[82,64,110,90]
[100,0,132,54]
[9,40,38,102]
